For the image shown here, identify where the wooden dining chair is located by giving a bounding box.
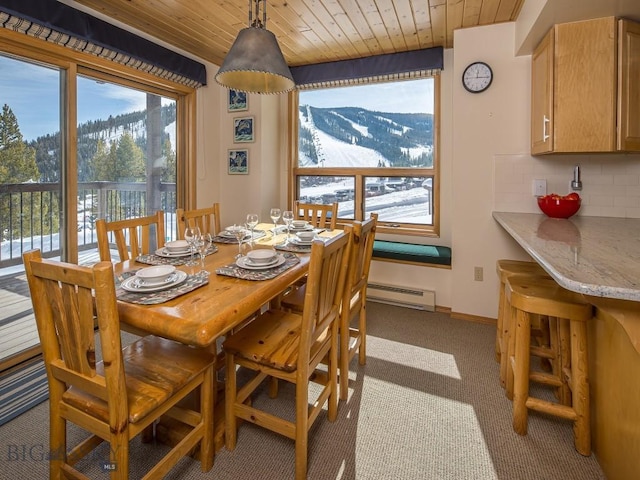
[176,203,221,238]
[223,228,352,480]
[22,249,215,479]
[294,201,338,230]
[281,214,378,399]
[96,210,165,263]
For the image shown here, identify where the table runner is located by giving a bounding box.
[115,270,209,304]
[215,252,300,280]
[135,245,218,266]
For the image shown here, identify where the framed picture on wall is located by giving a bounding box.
[233,116,254,143]
[228,89,248,112]
[228,149,249,175]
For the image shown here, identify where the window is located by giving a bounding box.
[292,77,439,236]
[0,35,195,370]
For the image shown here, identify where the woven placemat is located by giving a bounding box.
[215,252,300,280]
[115,270,209,304]
[136,245,218,266]
[211,230,267,244]
[275,242,312,253]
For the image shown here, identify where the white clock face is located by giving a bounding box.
[462,62,493,93]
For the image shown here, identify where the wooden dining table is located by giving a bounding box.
[112,225,339,456]
[113,226,324,347]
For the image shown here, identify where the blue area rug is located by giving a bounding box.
[0,358,48,427]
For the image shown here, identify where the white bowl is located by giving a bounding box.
[165,240,189,252]
[135,265,176,285]
[246,249,277,265]
[292,220,308,229]
[296,231,315,241]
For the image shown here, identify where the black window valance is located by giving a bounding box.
[291,47,443,90]
[0,0,206,87]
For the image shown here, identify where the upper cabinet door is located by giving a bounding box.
[531,29,554,155]
[618,19,640,151]
[531,17,640,155]
[554,17,617,153]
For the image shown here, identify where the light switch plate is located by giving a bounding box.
[533,179,547,196]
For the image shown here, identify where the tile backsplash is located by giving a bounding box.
[494,153,640,218]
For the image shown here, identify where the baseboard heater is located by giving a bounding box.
[367,283,435,311]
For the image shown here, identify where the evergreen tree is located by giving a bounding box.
[115,132,145,181]
[161,137,176,183]
[0,104,59,240]
[0,104,39,183]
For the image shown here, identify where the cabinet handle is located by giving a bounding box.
[543,115,550,142]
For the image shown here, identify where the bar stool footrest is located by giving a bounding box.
[525,397,578,421]
[529,371,563,387]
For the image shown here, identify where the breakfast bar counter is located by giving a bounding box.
[493,212,640,478]
[492,212,640,301]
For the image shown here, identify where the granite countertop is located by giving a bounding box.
[493,212,640,301]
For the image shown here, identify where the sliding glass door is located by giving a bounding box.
[76,74,178,263]
[0,56,181,369]
[0,54,62,367]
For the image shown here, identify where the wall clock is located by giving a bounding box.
[462,61,493,93]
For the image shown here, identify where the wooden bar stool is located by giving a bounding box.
[506,275,593,456]
[496,260,551,387]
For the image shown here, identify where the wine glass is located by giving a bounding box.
[196,232,211,275]
[270,208,281,234]
[282,210,294,244]
[230,224,247,258]
[246,213,259,245]
[184,225,200,266]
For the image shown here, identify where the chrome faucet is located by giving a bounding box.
[571,165,582,191]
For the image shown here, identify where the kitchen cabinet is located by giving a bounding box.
[531,17,640,154]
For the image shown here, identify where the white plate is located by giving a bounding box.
[289,237,314,246]
[289,225,314,232]
[121,270,188,292]
[164,240,189,252]
[220,231,250,240]
[244,255,279,267]
[135,265,176,285]
[236,254,286,270]
[155,247,192,258]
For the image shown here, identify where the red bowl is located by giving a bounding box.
[537,195,581,219]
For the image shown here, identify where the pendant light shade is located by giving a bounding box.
[215,0,295,94]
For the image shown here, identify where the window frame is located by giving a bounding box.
[0,27,198,263]
[288,74,441,237]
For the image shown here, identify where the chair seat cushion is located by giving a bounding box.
[223,310,328,373]
[62,336,214,424]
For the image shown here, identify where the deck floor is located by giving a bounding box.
[0,250,103,365]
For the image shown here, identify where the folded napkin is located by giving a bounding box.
[115,270,209,305]
[215,252,300,281]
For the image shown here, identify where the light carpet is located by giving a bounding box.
[0,302,606,479]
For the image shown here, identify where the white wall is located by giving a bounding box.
[449,22,533,319]
[195,70,285,228]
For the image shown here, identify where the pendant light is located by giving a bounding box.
[215,0,295,94]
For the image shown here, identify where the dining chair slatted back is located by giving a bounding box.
[223,228,352,480]
[22,249,215,479]
[280,214,378,400]
[339,213,377,399]
[96,210,165,263]
[294,201,338,230]
[176,203,221,238]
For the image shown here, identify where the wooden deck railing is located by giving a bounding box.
[0,181,177,268]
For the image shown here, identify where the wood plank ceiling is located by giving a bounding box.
[71,0,524,67]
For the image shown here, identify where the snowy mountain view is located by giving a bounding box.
[297,104,434,225]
